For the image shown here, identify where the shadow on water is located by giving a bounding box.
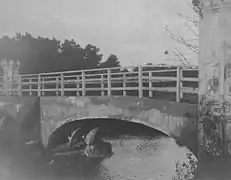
[48,118,169,149]
[1,118,196,180]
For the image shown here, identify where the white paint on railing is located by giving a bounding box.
[0,65,199,102]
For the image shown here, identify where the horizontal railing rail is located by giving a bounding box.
[0,65,199,103]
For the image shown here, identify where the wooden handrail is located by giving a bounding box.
[0,65,199,102]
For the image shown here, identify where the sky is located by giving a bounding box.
[0,0,198,66]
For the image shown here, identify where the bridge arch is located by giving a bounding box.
[40,96,197,153]
[46,117,168,150]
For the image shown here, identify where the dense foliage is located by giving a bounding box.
[0,33,121,75]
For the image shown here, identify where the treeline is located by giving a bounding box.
[0,33,121,75]
[0,32,198,78]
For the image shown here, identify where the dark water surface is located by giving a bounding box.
[0,120,197,180]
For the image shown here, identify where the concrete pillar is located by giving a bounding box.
[198,0,231,158]
[0,59,20,96]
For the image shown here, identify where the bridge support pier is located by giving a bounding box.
[198,0,231,158]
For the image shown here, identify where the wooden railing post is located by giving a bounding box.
[4,79,9,96]
[176,66,182,102]
[148,72,153,97]
[180,69,183,99]
[60,73,64,96]
[107,69,111,96]
[138,66,143,97]
[41,77,45,96]
[123,72,126,96]
[101,74,105,96]
[56,76,59,96]
[29,78,32,96]
[17,75,22,96]
[81,70,86,96]
[9,75,12,96]
[76,76,80,96]
[37,74,41,96]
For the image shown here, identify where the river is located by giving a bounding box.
[0,121,197,180]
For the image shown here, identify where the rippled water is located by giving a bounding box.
[97,136,196,180]
[0,135,196,180]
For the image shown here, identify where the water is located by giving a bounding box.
[0,135,196,180]
[97,136,189,180]
[0,118,197,180]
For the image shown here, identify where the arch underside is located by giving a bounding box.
[46,117,169,150]
[40,96,197,148]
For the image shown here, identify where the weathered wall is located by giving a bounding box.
[0,96,198,149]
[0,97,41,145]
[40,96,197,147]
[198,0,231,156]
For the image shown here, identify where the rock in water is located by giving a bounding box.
[84,142,112,158]
[84,127,100,146]
[84,145,103,158]
[68,128,83,148]
[83,127,112,158]
[51,128,87,155]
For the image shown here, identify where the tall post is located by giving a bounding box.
[198,0,231,158]
[176,66,182,103]
[107,69,111,96]
[101,74,105,96]
[123,72,126,96]
[0,59,20,96]
[81,70,86,96]
[138,66,143,98]
[37,74,41,96]
[60,73,64,96]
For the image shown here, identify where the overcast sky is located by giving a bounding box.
[0,0,197,66]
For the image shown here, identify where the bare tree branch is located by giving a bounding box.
[172,52,188,66]
[192,0,204,19]
[164,0,200,65]
[165,25,199,54]
[166,48,189,66]
[184,22,199,37]
[176,12,199,27]
[174,48,191,66]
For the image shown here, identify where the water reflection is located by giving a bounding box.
[0,120,197,180]
[0,136,197,180]
[98,136,196,180]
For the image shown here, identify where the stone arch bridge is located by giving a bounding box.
[0,96,197,149]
